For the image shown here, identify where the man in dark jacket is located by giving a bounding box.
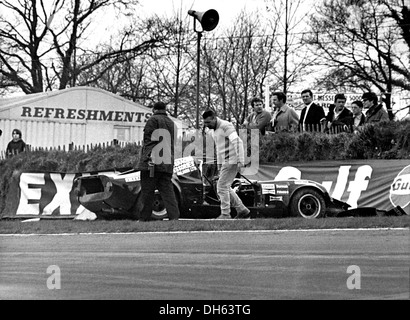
[298,89,326,132]
[362,92,389,123]
[325,93,353,132]
[351,100,366,133]
[137,101,180,221]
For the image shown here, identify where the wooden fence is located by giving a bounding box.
[266,123,354,134]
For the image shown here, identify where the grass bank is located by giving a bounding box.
[0,216,409,235]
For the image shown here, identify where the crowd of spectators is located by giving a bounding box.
[242,90,396,135]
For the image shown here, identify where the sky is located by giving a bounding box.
[137,0,266,29]
[88,0,270,50]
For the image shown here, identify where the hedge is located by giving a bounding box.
[0,121,409,215]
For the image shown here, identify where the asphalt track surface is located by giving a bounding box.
[0,229,409,300]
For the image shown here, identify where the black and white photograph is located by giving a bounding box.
[0,0,409,306]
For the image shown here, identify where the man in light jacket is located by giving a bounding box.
[266,91,299,133]
[203,109,250,219]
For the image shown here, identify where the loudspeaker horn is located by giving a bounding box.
[188,9,219,32]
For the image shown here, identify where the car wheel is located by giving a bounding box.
[290,188,326,219]
[131,189,180,220]
[151,190,169,220]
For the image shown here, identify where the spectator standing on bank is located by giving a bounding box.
[362,92,389,124]
[266,91,299,133]
[324,93,353,132]
[6,129,26,157]
[298,89,326,132]
[137,101,180,221]
[351,100,366,132]
[203,109,250,219]
[242,97,271,135]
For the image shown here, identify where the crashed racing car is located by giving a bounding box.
[73,157,350,220]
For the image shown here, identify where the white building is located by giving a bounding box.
[0,86,187,154]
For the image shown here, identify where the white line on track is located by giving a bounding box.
[0,227,408,237]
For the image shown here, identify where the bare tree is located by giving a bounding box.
[305,0,410,119]
[265,0,315,93]
[382,0,410,49]
[146,9,196,118]
[0,0,170,95]
[202,10,280,126]
[72,10,196,123]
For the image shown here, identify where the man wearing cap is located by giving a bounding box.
[137,101,180,221]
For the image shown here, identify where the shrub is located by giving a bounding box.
[1,121,409,215]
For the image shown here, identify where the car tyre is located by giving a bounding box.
[131,189,180,220]
[151,190,169,220]
[290,188,326,219]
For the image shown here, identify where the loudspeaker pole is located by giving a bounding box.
[188,9,219,129]
[194,19,203,130]
[196,31,202,129]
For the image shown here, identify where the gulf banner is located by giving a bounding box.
[248,159,410,215]
[1,159,409,219]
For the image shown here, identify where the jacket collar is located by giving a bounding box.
[154,110,167,116]
[215,117,222,130]
[366,103,383,118]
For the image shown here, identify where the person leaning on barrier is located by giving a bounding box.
[362,92,389,124]
[324,93,353,133]
[6,129,26,158]
[351,100,366,133]
[203,109,251,219]
[266,91,299,133]
[136,101,180,221]
[298,89,326,132]
[242,97,271,135]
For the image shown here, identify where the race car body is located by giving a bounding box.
[73,157,350,220]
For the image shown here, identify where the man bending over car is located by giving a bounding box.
[202,109,251,219]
